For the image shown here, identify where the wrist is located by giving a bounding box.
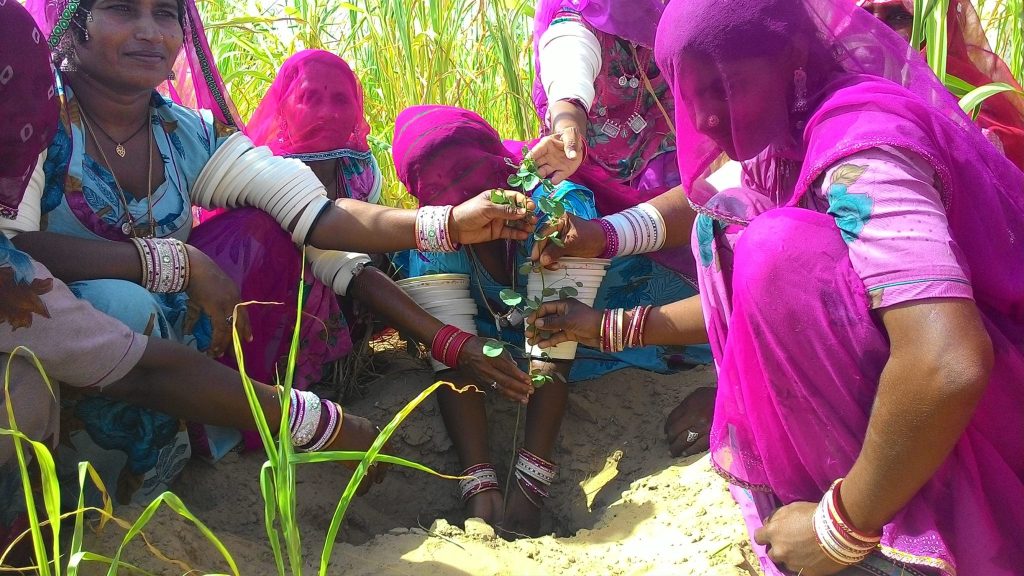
[835,475,887,534]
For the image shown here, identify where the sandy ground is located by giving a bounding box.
[81,353,763,575]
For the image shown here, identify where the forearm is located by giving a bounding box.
[841,300,993,533]
[631,295,708,346]
[307,200,418,253]
[12,231,141,283]
[647,187,697,250]
[102,337,284,431]
[349,267,444,344]
[548,99,589,135]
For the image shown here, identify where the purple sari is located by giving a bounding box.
[656,0,1024,574]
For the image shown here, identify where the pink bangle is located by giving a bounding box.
[598,218,618,259]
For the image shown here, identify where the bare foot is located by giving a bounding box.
[465,489,504,527]
[499,483,543,540]
[664,386,716,457]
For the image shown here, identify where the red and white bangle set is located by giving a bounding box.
[430,324,474,370]
[415,205,460,253]
[514,448,558,507]
[598,202,667,259]
[288,388,344,453]
[814,478,882,566]
[600,305,653,353]
[459,463,500,503]
[131,237,190,293]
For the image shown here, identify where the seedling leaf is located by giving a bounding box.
[482,340,506,358]
[499,289,523,306]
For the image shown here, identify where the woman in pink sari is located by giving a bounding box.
[529,0,1024,573]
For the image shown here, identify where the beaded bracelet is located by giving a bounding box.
[415,205,459,253]
[813,478,881,566]
[131,238,190,293]
[598,202,667,258]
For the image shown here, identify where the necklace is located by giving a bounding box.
[84,114,149,158]
[599,43,652,139]
[466,244,523,335]
[80,107,156,238]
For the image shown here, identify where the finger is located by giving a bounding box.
[536,164,556,180]
[526,301,568,325]
[753,526,770,546]
[669,427,702,457]
[680,433,710,457]
[501,191,536,212]
[493,352,531,385]
[532,311,570,333]
[233,304,253,344]
[530,331,571,349]
[489,368,531,404]
[539,241,567,269]
[208,313,229,358]
[549,168,573,185]
[531,235,549,263]
[492,366,532,402]
[560,128,579,160]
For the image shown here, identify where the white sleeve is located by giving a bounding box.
[0,150,46,239]
[538,21,602,116]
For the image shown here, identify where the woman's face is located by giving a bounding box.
[74,0,184,93]
[862,2,913,41]
[676,52,794,161]
[280,62,359,147]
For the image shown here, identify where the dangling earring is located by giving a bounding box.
[59,51,77,72]
[167,70,176,81]
[792,67,808,113]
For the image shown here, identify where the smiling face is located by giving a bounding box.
[279,61,360,148]
[675,52,795,161]
[72,0,184,93]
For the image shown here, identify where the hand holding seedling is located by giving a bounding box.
[449,190,537,245]
[527,132,584,185]
[460,336,534,404]
[531,212,606,269]
[526,299,602,349]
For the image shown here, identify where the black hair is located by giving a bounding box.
[68,0,186,44]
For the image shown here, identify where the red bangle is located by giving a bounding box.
[446,332,474,369]
[831,479,883,541]
[431,325,460,364]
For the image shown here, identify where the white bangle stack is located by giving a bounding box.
[305,247,372,296]
[191,132,332,247]
[131,237,190,293]
[598,202,667,258]
[0,150,46,239]
[415,205,459,253]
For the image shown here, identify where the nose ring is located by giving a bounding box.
[707,115,720,129]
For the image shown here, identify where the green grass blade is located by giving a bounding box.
[258,463,287,576]
[958,82,1023,117]
[105,492,239,576]
[317,380,467,575]
[291,452,467,480]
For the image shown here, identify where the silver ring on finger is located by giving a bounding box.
[491,381,498,390]
[225,315,233,324]
[686,429,699,443]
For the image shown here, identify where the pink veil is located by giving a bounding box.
[25,0,243,129]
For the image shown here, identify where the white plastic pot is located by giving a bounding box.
[525,257,609,360]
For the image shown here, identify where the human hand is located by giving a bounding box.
[183,245,251,358]
[664,386,716,457]
[526,299,602,349]
[449,190,537,245]
[753,502,849,576]
[530,213,606,269]
[458,336,533,404]
[526,130,584,185]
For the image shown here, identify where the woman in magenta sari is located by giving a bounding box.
[529,0,1024,573]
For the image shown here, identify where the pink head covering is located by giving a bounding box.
[24,0,242,129]
[657,0,1024,571]
[0,1,60,219]
[247,50,371,157]
[392,106,516,207]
